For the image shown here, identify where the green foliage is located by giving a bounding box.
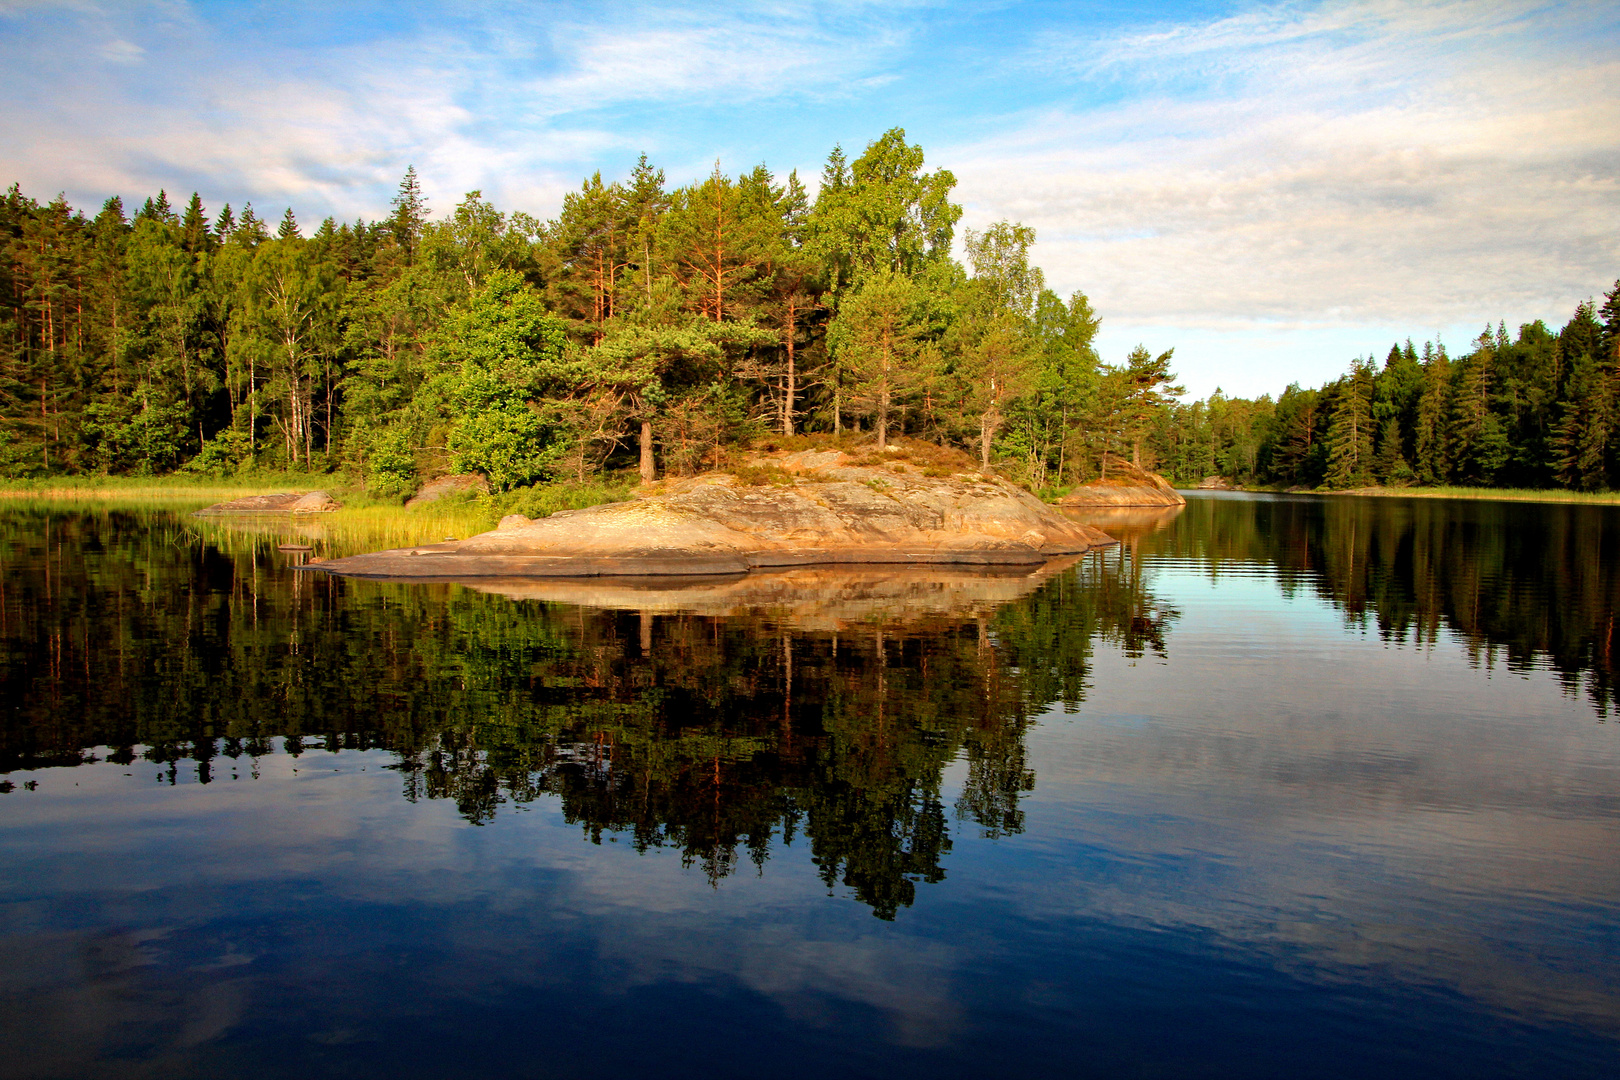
[1149,294,1620,493]
[1,157,1613,495]
[448,394,559,492]
[365,426,417,497]
[491,479,634,519]
[181,426,254,476]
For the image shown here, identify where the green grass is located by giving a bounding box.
[0,474,639,560]
[0,471,331,504]
[1324,484,1620,505]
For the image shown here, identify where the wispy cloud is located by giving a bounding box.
[940,1,1618,389]
[2,0,1613,395]
[0,0,915,219]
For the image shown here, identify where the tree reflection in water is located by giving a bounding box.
[0,507,1169,918]
[4,494,1617,920]
[1158,494,1620,714]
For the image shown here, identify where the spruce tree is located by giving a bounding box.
[277,208,300,240]
[235,204,268,246]
[214,203,236,243]
[1552,301,1615,489]
[1448,331,1507,484]
[623,153,670,305]
[1412,342,1451,483]
[180,193,211,255]
[1324,359,1376,488]
[390,166,428,264]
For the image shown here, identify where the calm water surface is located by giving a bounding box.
[1,493,1617,1079]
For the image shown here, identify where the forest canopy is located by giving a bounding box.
[3,128,1618,493]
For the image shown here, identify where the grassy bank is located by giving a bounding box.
[0,472,324,503]
[1189,482,1620,506]
[0,474,637,560]
[1322,485,1620,506]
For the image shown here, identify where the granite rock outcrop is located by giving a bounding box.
[1056,455,1185,508]
[194,491,340,516]
[313,449,1116,579]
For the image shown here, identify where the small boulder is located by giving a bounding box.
[195,491,340,516]
[405,474,489,508]
[498,514,531,530]
[1057,455,1185,507]
[289,491,340,514]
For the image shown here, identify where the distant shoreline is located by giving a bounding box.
[6,474,1620,510]
[1183,484,1620,506]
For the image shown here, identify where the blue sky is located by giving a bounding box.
[2,0,1616,397]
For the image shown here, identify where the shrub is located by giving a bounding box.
[366,428,418,498]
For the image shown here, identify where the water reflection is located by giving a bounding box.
[3,500,1619,1077]
[1160,493,1620,713]
[0,507,1171,918]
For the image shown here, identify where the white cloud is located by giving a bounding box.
[947,0,1620,392]
[2,0,1613,395]
[97,36,142,62]
[0,0,915,220]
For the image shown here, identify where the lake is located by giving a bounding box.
[1,492,1616,1079]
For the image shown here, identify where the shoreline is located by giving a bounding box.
[1183,484,1620,506]
[8,474,1619,510]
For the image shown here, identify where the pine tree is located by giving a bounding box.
[660,163,775,324]
[826,271,927,449]
[390,166,428,264]
[1551,301,1615,489]
[278,208,300,241]
[180,193,211,255]
[1324,359,1376,488]
[546,172,632,337]
[1412,342,1451,483]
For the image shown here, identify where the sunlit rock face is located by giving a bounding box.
[1057,454,1185,507]
[404,473,489,507]
[193,491,340,515]
[314,449,1116,579]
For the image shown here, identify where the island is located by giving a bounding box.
[310,449,1118,579]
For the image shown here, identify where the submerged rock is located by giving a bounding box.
[312,449,1116,579]
[1057,456,1185,508]
[194,491,340,516]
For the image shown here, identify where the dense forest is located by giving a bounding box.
[3,128,1618,492]
[1159,299,1620,491]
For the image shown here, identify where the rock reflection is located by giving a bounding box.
[0,508,1172,918]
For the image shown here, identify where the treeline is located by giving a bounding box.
[1149,294,1620,490]
[1,130,1188,493]
[9,130,1615,494]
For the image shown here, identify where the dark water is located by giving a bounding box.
[1,493,1617,1079]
